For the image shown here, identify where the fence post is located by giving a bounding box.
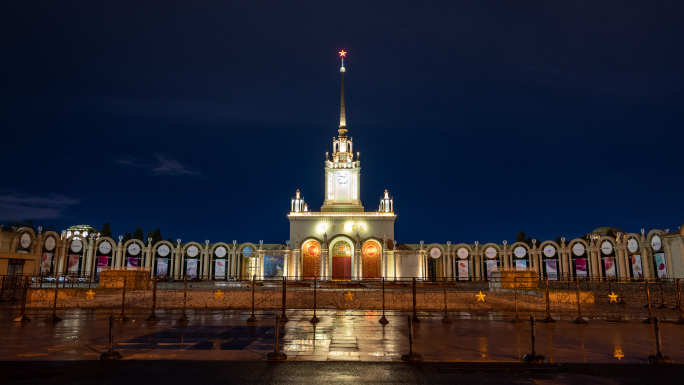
[676,279,684,325]
[115,276,129,322]
[310,277,319,324]
[441,277,451,324]
[400,316,423,362]
[98,315,123,360]
[657,281,668,309]
[46,276,62,323]
[379,277,389,325]
[280,276,289,323]
[177,277,189,324]
[247,274,257,323]
[266,315,287,361]
[13,276,31,322]
[522,316,545,363]
[572,279,587,324]
[412,277,419,323]
[643,280,654,324]
[618,281,626,305]
[146,275,159,323]
[647,317,673,364]
[0,276,6,303]
[511,276,522,323]
[541,277,555,323]
[10,274,18,301]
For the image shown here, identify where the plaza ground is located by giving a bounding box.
[2,311,684,384]
[1,310,683,363]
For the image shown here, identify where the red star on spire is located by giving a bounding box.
[339,50,347,57]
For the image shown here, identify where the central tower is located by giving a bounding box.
[321,50,363,212]
[288,50,395,281]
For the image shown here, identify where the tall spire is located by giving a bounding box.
[338,50,347,138]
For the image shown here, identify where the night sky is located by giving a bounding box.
[2,1,683,244]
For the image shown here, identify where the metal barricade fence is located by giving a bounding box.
[1,274,683,323]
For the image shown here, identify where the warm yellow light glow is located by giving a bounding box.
[344,222,354,232]
[317,222,328,234]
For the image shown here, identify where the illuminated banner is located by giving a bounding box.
[156,258,169,276]
[457,260,469,280]
[127,257,139,269]
[604,257,616,278]
[68,254,80,275]
[516,259,527,271]
[545,259,558,280]
[631,255,643,278]
[575,258,587,277]
[186,259,198,278]
[654,253,667,279]
[214,259,226,279]
[41,252,53,275]
[486,260,497,279]
[264,255,284,278]
[96,255,109,275]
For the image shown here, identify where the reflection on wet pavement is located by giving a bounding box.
[1,310,684,362]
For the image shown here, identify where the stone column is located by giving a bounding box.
[473,244,480,280]
[174,242,183,280]
[84,239,94,278]
[294,248,301,279]
[204,242,211,280]
[144,241,152,269]
[502,243,508,269]
[230,244,237,279]
[663,241,674,278]
[113,240,122,269]
[382,236,388,279]
[320,248,327,280]
[446,243,452,280]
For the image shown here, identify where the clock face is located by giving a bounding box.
[337,172,348,184]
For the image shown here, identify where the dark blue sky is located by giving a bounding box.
[2,1,683,244]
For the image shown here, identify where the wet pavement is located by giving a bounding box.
[1,310,684,364]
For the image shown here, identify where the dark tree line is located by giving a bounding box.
[101,223,171,245]
[2,219,55,233]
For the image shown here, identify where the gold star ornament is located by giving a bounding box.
[344,290,355,302]
[85,289,95,299]
[214,289,225,300]
[339,50,347,57]
[614,348,625,361]
[608,292,618,303]
[476,291,486,302]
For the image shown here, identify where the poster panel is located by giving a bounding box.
[486,260,498,279]
[214,259,226,279]
[575,258,588,277]
[96,256,109,275]
[186,259,198,278]
[545,259,558,280]
[515,259,527,271]
[126,257,139,269]
[604,257,616,278]
[264,255,284,278]
[41,252,53,275]
[654,253,667,278]
[67,254,80,275]
[156,258,169,276]
[457,260,469,280]
[631,255,643,278]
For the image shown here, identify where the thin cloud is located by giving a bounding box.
[0,189,79,221]
[114,155,140,167]
[150,155,201,176]
[115,154,202,177]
